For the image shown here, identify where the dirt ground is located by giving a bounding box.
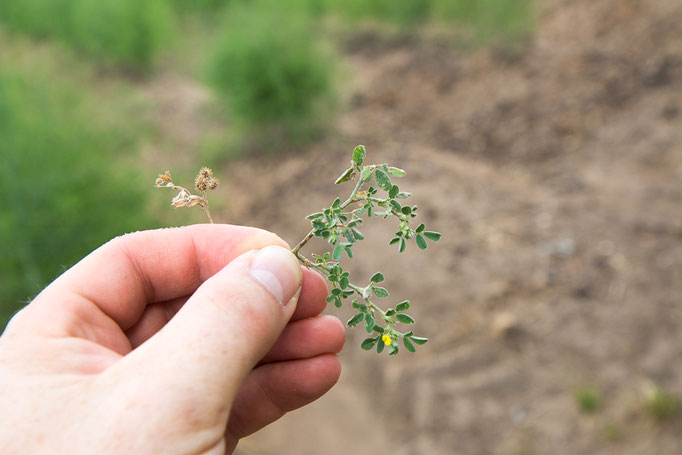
[152,0,682,453]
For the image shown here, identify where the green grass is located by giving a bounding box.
[0,0,173,70]
[432,0,535,47]
[575,386,602,414]
[643,385,681,422]
[206,1,337,150]
[0,50,155,330]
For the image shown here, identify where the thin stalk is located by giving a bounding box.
[291,173,367,257]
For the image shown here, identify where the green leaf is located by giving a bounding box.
[352,300,368,312]
[399,238,406,253]
[372,325,384,333]
[401,206,412,215]
[352,228,364,240]
[416,223,425,233]
[375,169,392,191]
[332,245,343,260]
[423,231,442,241]
[388,344,399,355]
[376,340,385,354]
[389,185,399,199]
[389,237,400,245]
[306,212,324,220]
[372,286,389,298]
[410,336,429,345]
[353,145,366,166]
[396,314,415,324]
[416,234,428,250]
[347,313,364,327]
[396,300,410,312]
[387,166,406,177]
[360,166,373,181]
[340,276,349,289]
[389,200,402,212]
[344,246,353,258]
[403,337,416,352]
[334,167,354,184]
[331,197,341,209]
[370,272,385,283]
[385,309,396,316]
[334,297,342,308]
[364,313,375,333]
[361,337,377,350]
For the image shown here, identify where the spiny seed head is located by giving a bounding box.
[195,177,207,192]
[155,171,173,187]
[195,167,217,192]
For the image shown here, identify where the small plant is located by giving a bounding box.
[155,145,441,354]
[642,383,681,422]
[574,386,602,414]
[206,0,336,147]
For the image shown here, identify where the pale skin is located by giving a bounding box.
[0,225,345,454]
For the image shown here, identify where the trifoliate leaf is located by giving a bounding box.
[423,231,442,241]
[352,301,368,312]
[416,234,428,250]
[334,167,354,184]
[396,300,410,312]
[376,340,385,354]
[387,166,406,177]
[370,272,385,283]
[375,169,392,191]
[360,166,373,181]
[403,337,416,352]
[347,313,364,327]
[361,337,377,350]
[372,286,390,298]
[353,145,366,166]
[364,313,375,333]
[396,314,415,324]
[410,336,429,345]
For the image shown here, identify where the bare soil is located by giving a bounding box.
[167,0,682,453]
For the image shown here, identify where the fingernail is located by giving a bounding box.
[250,246,302,306]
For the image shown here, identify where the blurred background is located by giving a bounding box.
[1,0,681,453]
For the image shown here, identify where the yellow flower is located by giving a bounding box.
[382,334,392,346]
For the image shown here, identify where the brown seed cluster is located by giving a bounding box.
[195,167,219,192]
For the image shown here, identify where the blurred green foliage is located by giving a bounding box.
[0,68,154,330]
[0,0,172,70]
[207,1,336,146]
[432,0,535,45]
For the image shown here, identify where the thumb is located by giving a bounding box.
[108,245,302,423]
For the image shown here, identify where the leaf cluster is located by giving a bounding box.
[294,145,441,354]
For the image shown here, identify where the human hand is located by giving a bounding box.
[0,225,345,454]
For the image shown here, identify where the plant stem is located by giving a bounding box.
[291,173,367,257]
